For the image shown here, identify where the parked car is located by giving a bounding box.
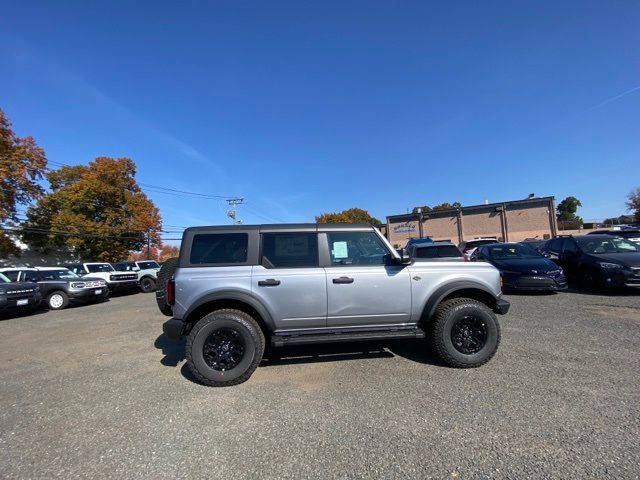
[587,228,640,244]
[520,239,547,253]
[0,272,41,315]
[540,235,640,290]
[159,223,510,386]
[62,262,139,293]
[0,267,108,310]
[471,243,567,291]
[458,238,499,261]
[409,241,464,262]
[112,260,161,293]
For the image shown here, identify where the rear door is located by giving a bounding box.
[251,230,327,331]
[322,230,412,328]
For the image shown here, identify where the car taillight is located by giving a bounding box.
[166,278,175,305]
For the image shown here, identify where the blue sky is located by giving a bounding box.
[1,1,639,242]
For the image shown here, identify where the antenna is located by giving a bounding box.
[226,198,244,224]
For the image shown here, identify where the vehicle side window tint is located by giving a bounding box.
[261,233,318,268]
[547,238,561,253]
[190,233,248,264]
[562,239,578,254]
[2,270,20,282]
[23,271,40,282]
[327,232,389,266]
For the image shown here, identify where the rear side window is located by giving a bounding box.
[2,270,20,282]
[415,245,462,258]
[23,271,41,282]
[190,233,248,264]
[261,233,318,268]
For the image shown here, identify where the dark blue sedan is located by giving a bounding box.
[471,243,568,292]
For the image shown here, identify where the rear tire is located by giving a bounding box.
[155,258,178,316]
[186,309,265,387]
[430,298,500,368]
[47,291,69,310]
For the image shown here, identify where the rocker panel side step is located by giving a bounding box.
[271,328,425,347]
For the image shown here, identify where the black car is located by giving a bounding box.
[587,228,640,244]
[0,272,42,315]
[541,235,640,290]
[409,241,464,262]
[520,239,547,253]
[472,243,567,291]
[0,267,109,310]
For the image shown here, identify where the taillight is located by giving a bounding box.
[166,278,175,305]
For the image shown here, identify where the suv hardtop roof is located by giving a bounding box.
[184,223,377,234]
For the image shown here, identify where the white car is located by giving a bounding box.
[63,262,139,293]
[111,261,161,293]
[458,238,499,261]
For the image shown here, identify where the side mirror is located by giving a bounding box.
[396,248,412,265]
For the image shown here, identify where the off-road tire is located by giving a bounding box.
[140,277,156,293]
[429,298,500,368]
[47,291,69,310]
[155,258,178,316]
[186,309,265,387]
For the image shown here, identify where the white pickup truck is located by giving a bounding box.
[111,260,161,293]
[63,262,139,293]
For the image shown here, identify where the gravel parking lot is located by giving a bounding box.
[1,290,639,479]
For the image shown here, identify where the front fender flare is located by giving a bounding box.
[421,280,499,323]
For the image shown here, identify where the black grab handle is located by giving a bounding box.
[332,277,354,284]
[258,279,281,287]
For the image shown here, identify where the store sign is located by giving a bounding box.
[392,222,417,234]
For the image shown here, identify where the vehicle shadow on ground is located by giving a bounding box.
[0,307,49,321]
[154,334,446,385]
[563,285,639,297]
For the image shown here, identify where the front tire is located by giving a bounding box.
[140,277,156,293]
[186,309,265,387]
[430,298,500,368]
[47,291,69,310]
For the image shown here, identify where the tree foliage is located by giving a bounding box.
[23,157,162,261]
[627,188,640,222]
[315,207,381,225]
[159,245,180,261]
[556,196,583,224]
[412,202,461,213]
[0,109,48,257]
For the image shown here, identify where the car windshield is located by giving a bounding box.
[576,237,640,254]
[40,269,80,280]
[86,264,115,273]
[0,272,10,283]
[486,244,542,260]
[137,261,160,269]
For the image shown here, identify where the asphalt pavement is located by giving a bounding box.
[1,289,639,479]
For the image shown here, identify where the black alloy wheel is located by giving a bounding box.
[202,328,246,371]
[450,315,487,355]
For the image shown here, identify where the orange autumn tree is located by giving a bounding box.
[0,109,48,256]
[315,207,381,225]
[23,157,162,261]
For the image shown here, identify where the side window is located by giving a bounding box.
[561,239,578,254]
[190,233,248,265]
[261,232,318,268]
[23,271,41,282]
[547,238,561,253]
[2,270,20,282]
[327,231,390,266]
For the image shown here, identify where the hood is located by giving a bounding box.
[490,257,559,273]
[0,281,39,294]
[588,252,640,268]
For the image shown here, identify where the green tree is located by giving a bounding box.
[557,196,583,224]
[627,188,640,222]
[432,202,462,211]
[315,207,381,225]
[0,109,48,256]
[23,157,162,261]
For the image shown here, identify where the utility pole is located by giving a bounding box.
[226,198,244,224]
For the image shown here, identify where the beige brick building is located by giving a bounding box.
[385,197,558,247]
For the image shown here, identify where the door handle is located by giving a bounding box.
[332,276,354,284]
[258,279,281,287]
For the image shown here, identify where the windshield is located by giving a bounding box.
[576,237,639,254]
[86,264,115,273]
[486,244,542,260]
[137,261,160,269]
[0,272,10,283]
[40,269,81,280]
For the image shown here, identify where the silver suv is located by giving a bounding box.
[160,223,510,386]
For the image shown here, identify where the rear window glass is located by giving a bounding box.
[87,264,114,273]
[415,245,462,258]
[190,233,248,264]
[261,233,318,268]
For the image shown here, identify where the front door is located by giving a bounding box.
[323,231,412,328]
